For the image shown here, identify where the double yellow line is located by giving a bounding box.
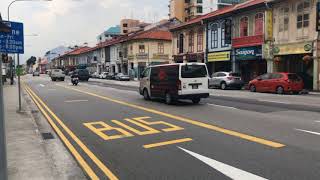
[24,85,118,180]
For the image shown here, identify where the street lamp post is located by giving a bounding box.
[7,0,52,111]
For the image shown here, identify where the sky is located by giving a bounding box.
[0,0,172,63]
[0,0,215,63]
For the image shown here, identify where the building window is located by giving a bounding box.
[158,43,164,54]
[197,6,203,14]
[123,23,128,27]
[221,22,226,47]
[254,13,264,35]
[297,0,310,37]
[279,7,290,32]
[188,31,194,53]
[240,17,249,37]
[123,30,128,34]
[197,0,202,3]
[197,29,203,52]
[139,45,145,53]
[211,23,218,49]
[179,33,184,54]
[130,45,133,54]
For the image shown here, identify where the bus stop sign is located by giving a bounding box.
[0,21,24,54]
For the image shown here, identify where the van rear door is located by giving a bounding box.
[179,64,209,95]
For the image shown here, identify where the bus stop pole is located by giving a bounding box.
[0,53,8,180]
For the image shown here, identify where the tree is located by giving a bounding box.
[26,56,36,66]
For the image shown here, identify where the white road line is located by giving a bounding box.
[315,121,320,123]
[257,100,291,105]
[179,147,268,180]
[64,100,89,103]
[295,129,320,136]
[207,103,238,110]
[39,84,45,87]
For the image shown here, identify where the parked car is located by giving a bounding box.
[91,72,100,78]
[99,72,109,79]
[209,72,244,90]
[75,69,90,81]
[249,73,304,94]
[115,73,130,81]
[50,69,65,81]
[33,71,40,76]
[106,73,116,80]
[139,63,210,104]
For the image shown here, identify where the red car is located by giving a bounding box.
[249,73,304,94]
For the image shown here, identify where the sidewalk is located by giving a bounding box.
[4,83,86,180]
[89,78,320,107]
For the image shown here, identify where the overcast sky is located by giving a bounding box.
[0,0,173,63]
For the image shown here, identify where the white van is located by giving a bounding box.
[139,63,210,104]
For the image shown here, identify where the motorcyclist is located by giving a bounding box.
[71,71,78,79]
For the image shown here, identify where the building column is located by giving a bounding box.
[314,40,320,91]
[267,59,274,73]
[231,49,238,73]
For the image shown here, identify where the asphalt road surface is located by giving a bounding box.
[24,75,320,180]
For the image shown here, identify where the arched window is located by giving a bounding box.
[254,13,264,35]
[240,17,249,37]
[211,23,218,49]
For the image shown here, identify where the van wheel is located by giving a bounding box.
[192,98,201,104]
[220,82,227,90]
[276,86,284,94]
[165,93,173,105]
[143,89,150,100]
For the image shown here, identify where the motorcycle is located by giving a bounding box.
[71,77,79,86]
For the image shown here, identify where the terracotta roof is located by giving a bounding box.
[130,30,172,41]
[170,15,206,31]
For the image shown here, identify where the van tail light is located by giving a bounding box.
[285,79,291,83]
[177,80,182,90]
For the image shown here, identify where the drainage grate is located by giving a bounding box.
[41,132,55,140]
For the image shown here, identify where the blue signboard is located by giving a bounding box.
[0,21,24,54]
[235,46,262,61]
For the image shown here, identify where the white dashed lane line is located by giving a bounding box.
[295,129,320,136]
[207,103,238,110]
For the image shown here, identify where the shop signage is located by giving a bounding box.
[317,2,320,31]
[265,10,273,41]
[0,21,24,54]
[128,55,134,60]
[232,35,264,48]
[208,51,230,62]
[235,46,262,60]
[152,54,169,59]
[273,42,313,55]
[136,53,148,59]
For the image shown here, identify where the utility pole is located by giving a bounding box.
[0,13,9,180]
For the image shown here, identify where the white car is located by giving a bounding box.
[91,72,100,78]
[99,72,109,79]
[139,63,210,104]
[50,69,65,81]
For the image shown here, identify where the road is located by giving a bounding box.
[24,75,320,180]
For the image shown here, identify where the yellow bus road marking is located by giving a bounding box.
[57,84,286,148]
[143,138,193,149]
[24,85,119,180]
[24,87,99,180]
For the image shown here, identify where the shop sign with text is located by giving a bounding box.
[273,42,313,55]
[235,46,262,60]
[208,51,231,62]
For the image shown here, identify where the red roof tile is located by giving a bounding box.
[131,30,172,41]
